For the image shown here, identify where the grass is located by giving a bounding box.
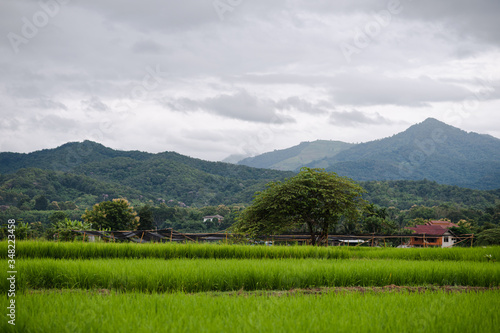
[3,241,498,331]
[3,258,499,292]
[2,290,499,333]
[2,240,499,261]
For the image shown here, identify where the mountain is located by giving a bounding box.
[222,154,252,164]
[237,140,354,170]
[1,140,499,217]
[0,141,294,206]
[237,118,500,190]
[0,168,144,208]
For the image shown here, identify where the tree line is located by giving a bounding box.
[1,168,498,245]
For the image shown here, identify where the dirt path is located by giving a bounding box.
[27,285,500,297]
[219,285,500,297]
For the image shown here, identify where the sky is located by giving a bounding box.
[1,0,500,161]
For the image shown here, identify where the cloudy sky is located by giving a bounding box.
[1,0,499,161]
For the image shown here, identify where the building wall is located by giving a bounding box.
[410,235,456,248]
[410,236,442,247]
[441,234,455,248]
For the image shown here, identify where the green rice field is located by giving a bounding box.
[2,240,499,261]
[3,258,499,292]
[3,241,500,332]
[2,290,499,333]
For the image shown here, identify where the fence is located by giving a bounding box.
[72,229,475,247]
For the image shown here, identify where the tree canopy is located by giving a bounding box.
[82,199,139,231]
[232,168,366,245]
[137,205,155,230]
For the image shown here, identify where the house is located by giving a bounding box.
[203,215,224,224]
[406,222,457,248]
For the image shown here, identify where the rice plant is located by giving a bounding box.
[2,240,499,261]
[2,290,499,333]
[3,258,498,292]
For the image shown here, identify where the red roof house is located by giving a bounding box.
[406,222,457,248]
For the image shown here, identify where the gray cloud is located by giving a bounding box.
[400,0,500,46]
[167,90,295,124]
[81,96,110,112]
[75,1,218,32]
[0,0,499,159]
[30,115,80,133]
[35,98,67,110]
[274,97,332,114]
[331,74,472,107]
[131,40,163,54]
[329,110,392,127]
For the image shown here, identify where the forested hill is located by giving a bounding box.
[0,141,294,206]
[237,118,500,190]
[1,168,498,213]
[1,135,499,211]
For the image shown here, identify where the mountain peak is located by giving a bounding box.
[421,117,443,124]
[400,117,465,140]
[238,119,500,189]
[413,117,456,130]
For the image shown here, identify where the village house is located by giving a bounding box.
[202,215,224,224]
[406,220,458,248]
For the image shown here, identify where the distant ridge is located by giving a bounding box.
[237,118,500,190]
[237,140,354,170]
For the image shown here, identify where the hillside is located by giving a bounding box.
[0,141,294,207]
[1,128,499,212]
[237,140,354,170]
[0,168,145,208]
[238,118,500,190]
[360,179,499,210]
[1,167,498,213]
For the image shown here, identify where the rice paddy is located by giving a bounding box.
[2,240,499,261]
[3,258,499,292]
[2,290,499,333]
[3,241,500,332]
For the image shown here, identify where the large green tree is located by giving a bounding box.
[82,199,139,230]
[34,195,49,210]
[232,168,366,245]
[137,205,155,230]
[475,227,500,246]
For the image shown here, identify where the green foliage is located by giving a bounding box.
[4,290,500,333]
[137,205,155,230]
[15,221,31,240]
[4,258,499,292]
[233,168,366,244]
[1,140,499,236]
[449,226,473,236]
[82,199,139,231]
[1,140,499,218]
[0,167,144,208]
[361,179,499,210]
[34,195,48,210]
[0,140,293,207]
[3,290,499,333]
[0,221,31,240]
[49,218,92,241]
[5,241,500,261]
[476,228,500,245]
[48,211,69,224]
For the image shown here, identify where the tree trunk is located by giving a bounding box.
[306,221,317,246]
